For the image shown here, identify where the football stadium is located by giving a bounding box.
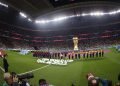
[0,0,120,86]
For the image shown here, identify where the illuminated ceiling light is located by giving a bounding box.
[41,20,49,24]
[81,13,88,16]
[19,12,27,18]
[52,16,67,21]
[90,11,104,16]
[35,20,39,24]
[35,20,49,24]
[39,20,46,24]
[116,9,120,13]
[0,2,8,8]
[35,9,120,24]
[108,11,118,15]
[28,18,32,22]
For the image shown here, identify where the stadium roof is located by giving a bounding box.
[4,0,120,19]
[0,0,120,33]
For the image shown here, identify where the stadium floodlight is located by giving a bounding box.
[34,9,120,24]
[0,2,8,8]
[19,12,27,18]
[81,13,88,16]
[116,9,120,13]
[52,16,67,21]
[35,20,49,24]
[90,11,104,16]
[40,20,49,24]
[28,18,32,22]
[35,20,40,24]
[108,11,118,15]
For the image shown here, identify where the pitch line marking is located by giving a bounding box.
[18,64,50,75]
[0,66,5,72]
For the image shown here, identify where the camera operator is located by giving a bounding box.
[3,72,19,86]
[19,79,30,86]
[11,72,31,86]
[39,79,49,86]
[86,73,99,86]
[11,72,19,86]
[17,72,34,86]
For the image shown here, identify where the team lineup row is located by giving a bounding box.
[33,49,104,59]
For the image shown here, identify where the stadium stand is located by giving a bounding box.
[0,0,120,86]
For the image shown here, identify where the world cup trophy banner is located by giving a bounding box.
[73,37,79,51]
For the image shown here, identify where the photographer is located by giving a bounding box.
[11,72,19,86]
[3,72,19,86]
[17,72,33,86]
[86,73,99,86]
[3,72,33,86]
[19,79,30,86]
[3,56,9,72]
[39,79,49,86]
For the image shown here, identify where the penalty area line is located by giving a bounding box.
[18,64,50,75]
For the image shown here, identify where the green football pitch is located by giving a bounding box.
[0,48,120,86]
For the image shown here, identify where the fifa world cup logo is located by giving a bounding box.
[73,37,79,51]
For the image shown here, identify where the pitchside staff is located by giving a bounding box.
[3,56,9,72]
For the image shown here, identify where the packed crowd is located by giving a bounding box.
[0,37,33,50]
[0,33,120,51]
[31,37,120,52]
